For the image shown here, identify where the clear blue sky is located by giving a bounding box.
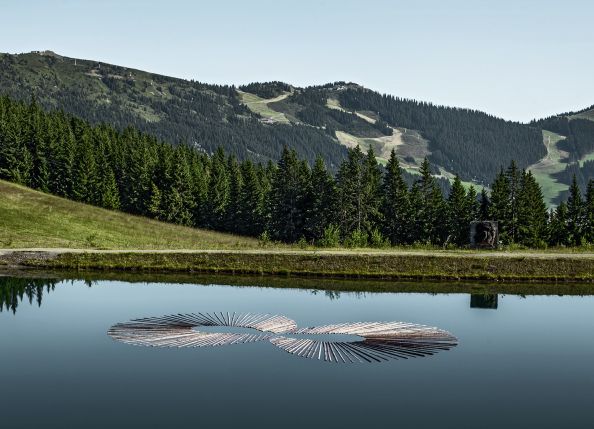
[1,0,592,122]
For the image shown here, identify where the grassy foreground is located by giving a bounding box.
[1,249,591,282]
[0,180,259,249]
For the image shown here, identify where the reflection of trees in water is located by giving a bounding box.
[0,278,59,314]
[309,290,366,300]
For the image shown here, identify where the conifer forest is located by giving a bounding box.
[1,95,593,248]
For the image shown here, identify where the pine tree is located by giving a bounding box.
[267,147,309,242]
[224,155,242,232]
[148,182,163,219]
[549,203,569,246]
[516,171,547,247]
[26,99,50,192]
[205,148,229,230]
[0,119,33,185]
[306,156,337,242]
[362,147,382,233]
[584,180,594,243]
[506,161,522,243]
[446,176,469,245]
[47,116,75,197]
[415,157,444,244]
[566,175,584,245]
[165,148,194,226]
[489,168,511,243]
[466,185,480,222]
[336,146,366,237]
[479,188,490,221]
[238,160,264,236]
[380,149,410,245]
[71,135,97,203]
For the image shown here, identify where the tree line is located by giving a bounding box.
[1,95,594,248]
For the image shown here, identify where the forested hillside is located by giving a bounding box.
[530,108,594,203]
[3,50,594,199]
[2,95,594,248]
[0,51,345,166]
[336,87,545,184]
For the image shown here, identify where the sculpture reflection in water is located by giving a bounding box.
[470,294,499,309]
[108,312,458,364]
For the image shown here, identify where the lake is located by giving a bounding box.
[1,275,593,428]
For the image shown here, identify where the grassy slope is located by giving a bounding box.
[569,108,594,122]
[528,130,569,206]
[327,96,429,169]
[238,90,291,123]
[0,180,259,249]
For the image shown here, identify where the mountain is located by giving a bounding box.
[529,107,594,203]
[1,50,593,202]
[0,51,345,167]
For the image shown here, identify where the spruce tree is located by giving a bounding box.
[479,188,490,221]
[515,171,547,247]
[415,158,444,244]
[224,155,242,232]
[380,149,409,245]
[238,160,264,236]
[549,203,569,246]
[362,147,382,233]
[205,148,230,230]
[566,175,584,245]
[466,185,480,223]
[506,161,522,243]
[336,146,366,237]
[489,168,511,243]
[446,176,469,246]
[306,156,337,242]
[584,180,594,243]
[267,147,308,242]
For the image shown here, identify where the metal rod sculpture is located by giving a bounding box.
[108,312,297,348]
[270,322,458,363]
[108,313,457,363]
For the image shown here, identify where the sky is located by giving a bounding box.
[1,0,593,122]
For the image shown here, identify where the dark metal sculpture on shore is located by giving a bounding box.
[108,312,458,364]
[470,221,498,249]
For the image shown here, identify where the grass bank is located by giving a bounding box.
[5,249,593,282]
[0,180,260,249]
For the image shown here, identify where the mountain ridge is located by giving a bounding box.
[1,50,593,202]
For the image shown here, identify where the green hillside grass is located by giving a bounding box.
[0,180,260,249]
[570,108,594,122]
[528,130,569,206]
[238,90,290,123]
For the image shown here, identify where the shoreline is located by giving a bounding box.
[1,249,594,283]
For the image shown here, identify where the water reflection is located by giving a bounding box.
[470,294,499,309]
[0,277,58,314]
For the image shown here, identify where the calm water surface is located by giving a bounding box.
[1,276,593,428]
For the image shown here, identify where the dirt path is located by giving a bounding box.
[2,248,594,259]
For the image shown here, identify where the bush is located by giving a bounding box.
[318,224,341,247]
[258,230,271,247]
[344,228,368,248]
[369,228,389,248]
[297,236,308,249]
